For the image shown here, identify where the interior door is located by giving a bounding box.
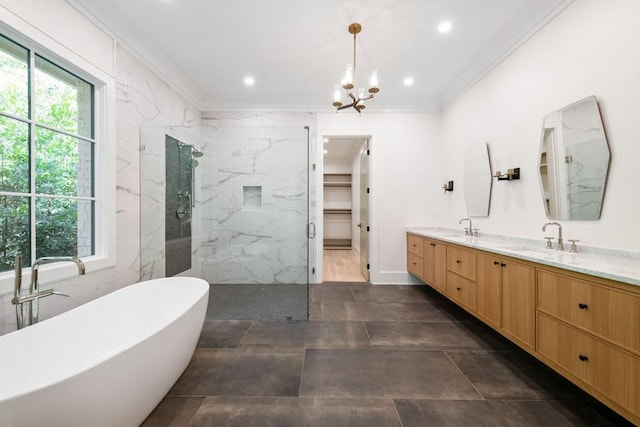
[359,140,370,281]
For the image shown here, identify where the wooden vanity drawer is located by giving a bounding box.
[407,253,424,278]
[537,313,640,415]
[407,234,424,257]
[446,245,477,281]
[446,271,477,311]
[537,270,640,354]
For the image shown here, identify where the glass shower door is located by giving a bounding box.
[200,125,310,320]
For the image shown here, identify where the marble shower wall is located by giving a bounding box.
[0,44,201,335]
[200,112,317,284]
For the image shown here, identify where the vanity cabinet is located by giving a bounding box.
[537,270,640,354]
[537,313,640,416]
[407,234,425,280]
[424,238,446,292]
[499,259,536,350]
[407,234,446,291]
[536,269,640,417]
[476,254,503,329]
[446,245,477,281]
[477,254,535,349]
[406,232,640,424]
[445,245,478,311]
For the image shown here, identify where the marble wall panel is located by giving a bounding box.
[200,112,317,285]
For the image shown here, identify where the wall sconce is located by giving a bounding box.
[494,168,520,181]
[442,180,454,193]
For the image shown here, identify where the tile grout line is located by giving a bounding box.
[391,399,406,427]
[298,346,308,397]
[236,320,256,348]
[361,320,374,349]
[443,349,486,400]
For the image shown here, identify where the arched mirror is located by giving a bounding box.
[538,96,610,220]
[463,142,492,217]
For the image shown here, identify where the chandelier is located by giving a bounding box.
[332,23,380,113]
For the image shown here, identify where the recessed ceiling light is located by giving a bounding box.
[323,149,328,154]
[403,77,414,86]
[244,76,255,86]
[438,21,452,33]
[323,138,329,143]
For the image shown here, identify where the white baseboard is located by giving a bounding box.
[369,271,422,285]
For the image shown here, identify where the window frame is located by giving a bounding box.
[0,22,116,294]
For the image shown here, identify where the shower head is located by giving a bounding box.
[191,147,204,157]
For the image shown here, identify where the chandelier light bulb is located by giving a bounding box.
[343,64,354,89]
[370,69,378,89]
[334,85,342,102]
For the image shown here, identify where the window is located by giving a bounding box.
[0,33,95,272]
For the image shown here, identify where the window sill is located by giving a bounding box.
[0,254,115,297]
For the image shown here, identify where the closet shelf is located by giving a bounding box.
[324,208,352,214]
[323,173,351,187]
[324,182,352,187]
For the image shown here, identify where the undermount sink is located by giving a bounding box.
[498,245,546,253]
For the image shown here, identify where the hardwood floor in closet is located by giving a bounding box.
[323,249,366,282]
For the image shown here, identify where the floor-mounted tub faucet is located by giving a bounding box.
[459,218,473,236]
[12,255,85,328]
[542,222,564,251]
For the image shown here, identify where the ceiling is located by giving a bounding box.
[69,0,572,112]
[323,137,366,161]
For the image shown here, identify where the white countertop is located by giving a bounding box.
[406,227,640,287]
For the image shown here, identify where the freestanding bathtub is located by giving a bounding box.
[0,276,209,427]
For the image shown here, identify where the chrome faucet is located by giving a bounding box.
[12,255,85,328]
[542,222,564,251]
[459,218,473,236]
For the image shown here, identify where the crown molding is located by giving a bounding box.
[439,0,575,110]
[65,0,204,110]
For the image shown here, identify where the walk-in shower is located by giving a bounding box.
[140,121,313,320]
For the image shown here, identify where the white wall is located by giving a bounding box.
[0,0,115,76]
[439,0,640,252]
[318,112,442,284]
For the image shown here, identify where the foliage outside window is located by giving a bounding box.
[0,33,95,272]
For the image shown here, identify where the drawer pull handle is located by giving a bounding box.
[493,261,500,266]
[412,244,416,247]
[456,260,461,264]
[578,303,588,310]
[412,262,417,265]
[456,287,462,291]
[500,263,507,267]
[578,354,589,362]
[430,243,436,247]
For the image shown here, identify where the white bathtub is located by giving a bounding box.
[0,276,209,427]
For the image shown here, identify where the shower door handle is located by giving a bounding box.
[308,223,316,239]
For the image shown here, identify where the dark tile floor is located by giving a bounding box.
[142,283,631,426]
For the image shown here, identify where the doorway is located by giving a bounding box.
[322,136,369,283]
